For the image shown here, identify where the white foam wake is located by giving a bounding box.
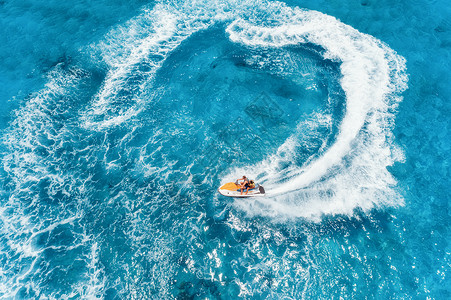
[224,8,407,220]
[82,4,210,129]
[81,0,407,219]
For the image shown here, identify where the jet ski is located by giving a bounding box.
[218,181,265,198]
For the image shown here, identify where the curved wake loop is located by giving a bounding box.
[82,3,215,129]
[80,0,407,219]
[225,9,408,220]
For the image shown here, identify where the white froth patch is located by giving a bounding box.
[75,241,106,298]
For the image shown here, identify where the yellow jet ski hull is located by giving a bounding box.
[218,182,265,198]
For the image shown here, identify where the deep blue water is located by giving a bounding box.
[0,0,449,298]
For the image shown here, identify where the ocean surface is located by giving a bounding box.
[0,0,449,298]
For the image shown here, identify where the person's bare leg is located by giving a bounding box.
[245,188,249,195]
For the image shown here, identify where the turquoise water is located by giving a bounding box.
[0,0,449,298]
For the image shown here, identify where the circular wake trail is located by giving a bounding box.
[82,0,407,219]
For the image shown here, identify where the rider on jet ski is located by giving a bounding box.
[237,176,255,195]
